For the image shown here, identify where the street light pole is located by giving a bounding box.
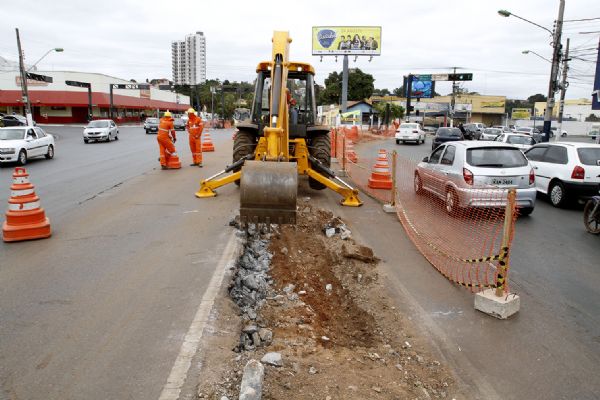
[556,37,570,142]
[542,0,565,142]
[15,28,33,126]
[27,48,64,72]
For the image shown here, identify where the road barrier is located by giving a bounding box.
[202,131,215,152]
[332,128,518,295]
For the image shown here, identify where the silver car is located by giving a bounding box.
[414,141,537,216]
[83,119,119,143]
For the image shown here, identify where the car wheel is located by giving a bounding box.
[115,135,119,141]
[445,188,460,215]
[401,140,405,144]
[519,207,534,216]
[18,150,27,166]
[396,139,400,145]
[146,130,149,134]
[414,173,423,194]
[549,181,567,207]
[45,144,54,159]
[84,138,89,143]
[106,134,111,142]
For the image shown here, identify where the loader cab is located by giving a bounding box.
[250,69,318,138]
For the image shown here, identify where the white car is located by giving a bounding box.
[395,123,426,144]
[0,126,55,165]
[494,133,536,151]
[415,141,537,216]
[83,119,119,143]
[480,128,503,141]
[524,142,600,207]
[588,123,599,140]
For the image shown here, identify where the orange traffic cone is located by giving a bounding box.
[367,149,393,190]
[166,150,182,169]
[3,167,52,242]
[345,139,358,163]
[202,132,215,152]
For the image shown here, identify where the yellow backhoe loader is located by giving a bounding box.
[195,31,362,224]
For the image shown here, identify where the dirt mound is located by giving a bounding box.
[196,201,456,399]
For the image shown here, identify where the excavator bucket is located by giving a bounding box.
[240,161,298,225]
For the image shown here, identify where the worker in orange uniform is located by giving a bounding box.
[186,108,204,167]
[157,111,178,170]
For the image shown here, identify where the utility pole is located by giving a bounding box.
[16,28,33,126]
[542,0,565,142]
[341,55,349,112]
[556,37,570,142]
[450,67,457,127]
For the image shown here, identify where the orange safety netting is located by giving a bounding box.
[331,127,518,293]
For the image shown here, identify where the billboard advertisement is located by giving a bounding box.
[341,110,361,123]
[593,40,600,110]
[312,26,381,56]
[511,108,532,120]
[404,75,435,99]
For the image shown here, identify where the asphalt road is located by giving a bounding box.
[1,126,599,399]
[355,134,600,399]
[0,125,240,399]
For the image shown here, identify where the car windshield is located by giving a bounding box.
[577,148,600,166]
[507,135,535,145]
[515,127,531,132]
[0,129,25,140]
[146,118,158,123]
[87,120,109,128]
[466,147,528,168]
[437,128,461,137]
[400,124,418,129]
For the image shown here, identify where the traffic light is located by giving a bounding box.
[26,72,53,83]
[448,73,473,81]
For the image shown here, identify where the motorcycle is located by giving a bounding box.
[583,190,600,234]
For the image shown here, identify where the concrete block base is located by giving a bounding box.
[382,203,396,213]
[474,288,520,319]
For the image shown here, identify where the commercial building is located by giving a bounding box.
[0,68,189,124]
[534,98,599,121]
[172,32,207,85]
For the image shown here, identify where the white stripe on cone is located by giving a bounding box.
[10,188,35,197]
[8,200,40,211]
[13,177,30,184]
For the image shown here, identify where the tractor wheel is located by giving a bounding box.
[308,133,331,190]
[233,130,257,186]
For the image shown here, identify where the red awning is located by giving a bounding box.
[0,90,188,111]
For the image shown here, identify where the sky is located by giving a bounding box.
[1,0,598,100]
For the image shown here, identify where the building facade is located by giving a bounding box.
[0,70,189,123]
[172,32,206,86]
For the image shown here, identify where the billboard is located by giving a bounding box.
[404,75,435,99]
[312,26,381,56]
[593,41,600,110]
[341,110,361,123]
[511,108,532,120]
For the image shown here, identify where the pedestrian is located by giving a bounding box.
[157,111,178,170]
[186,107,203,167]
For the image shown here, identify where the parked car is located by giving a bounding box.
[415,141,536,215]
[492,125,512,133]
[588,123,599,140]
[513,126,537,136]
[550,126,567,137]
[83,119,119,143]
[480,128,503,141]
[144,117,159,134]
[423,126,438,134]
[395,123,426,144]
[524,142,600,207]
[0,114,28,127]
[0,126,55,165]
[173,118,186,131]
[462,123,481,140]
[432,127,463,150]
[494,133,536,151]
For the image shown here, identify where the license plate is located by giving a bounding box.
[491,178,514,185]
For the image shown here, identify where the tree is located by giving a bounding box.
[585,114,600,122]
[373,101,405,121]
[373,88,391,96]
[393,86,405,97]
[318,68,375,105]
[527,94,547,103]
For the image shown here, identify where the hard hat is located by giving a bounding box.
[187,107,195,114]
[163,111,172,118]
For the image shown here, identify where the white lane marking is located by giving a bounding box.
[158,231,240,400]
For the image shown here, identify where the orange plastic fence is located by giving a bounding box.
[331,127,518,293]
